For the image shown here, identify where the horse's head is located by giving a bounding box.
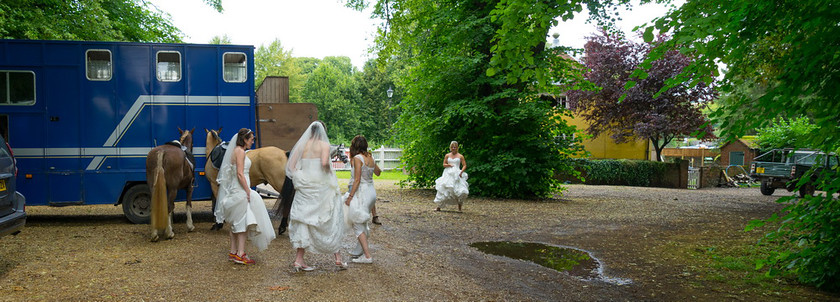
[204,127,222,153]
[178,127,195,153]
[331,144,349,163]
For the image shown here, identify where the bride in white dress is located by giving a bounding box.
[286,121,348,271]
[214,128,275,265]
[434,141,469,211]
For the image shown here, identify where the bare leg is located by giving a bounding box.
[333,252,347,269]
[334,252,344,263]
[229,231,237,254]
[295,248,307,266]
[371,206,381,225]
[235,232,247,256]
[358,232,372,259]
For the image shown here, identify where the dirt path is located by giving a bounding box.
[1,182,837,301]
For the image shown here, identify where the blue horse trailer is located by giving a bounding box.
[0,39,256,223]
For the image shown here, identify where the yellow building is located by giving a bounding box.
[556,96,650,160]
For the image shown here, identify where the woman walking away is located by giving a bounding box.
[286,121,348,271]
[434,141,468,212]
[344,135,381,263]
[214,128,276,265]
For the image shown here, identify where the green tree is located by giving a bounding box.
[643,0,840,291]
[254,39,303,102]
[568,30,716,161]
[346,0,609,198]
[300,56,362,143]
[0,0,183,42]
[755,117,819,151]
[354,59,401,146]
[209,34,232,44]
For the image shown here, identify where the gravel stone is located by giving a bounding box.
[0,181,836,301]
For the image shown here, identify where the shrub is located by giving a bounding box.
[568,158,671,187]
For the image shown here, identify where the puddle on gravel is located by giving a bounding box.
[469,241,631,285]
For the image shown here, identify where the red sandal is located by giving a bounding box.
[233,253,255,265]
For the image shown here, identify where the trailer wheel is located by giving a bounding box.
[122,184,151,224]
[759,180,775,196]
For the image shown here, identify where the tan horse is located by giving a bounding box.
[146,128,196,242]
[204,128,289,229]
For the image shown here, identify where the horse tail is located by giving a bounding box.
[150,150,168,231]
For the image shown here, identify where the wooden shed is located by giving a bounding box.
[255,76,318,150]
[718,138,760,167]
[256,76,290,103]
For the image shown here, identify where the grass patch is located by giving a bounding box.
[691,244,783,286]
[335,169,408,181]
[669,222,807,295]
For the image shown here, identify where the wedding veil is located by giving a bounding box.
[286,121,332,180]
[213,133,238,224]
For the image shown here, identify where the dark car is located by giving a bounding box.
[0,135,26,237]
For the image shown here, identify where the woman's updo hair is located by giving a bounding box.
[236,128,253,147]
[350,135,368,157]
[310,120,327,135]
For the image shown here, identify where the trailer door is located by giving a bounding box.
[44,56,82,205]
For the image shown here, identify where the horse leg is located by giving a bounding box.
[208,170,224,231]
[166,212,175,239]
[165,190,176,239]
[185,184,195,232]
[278,176,295,235]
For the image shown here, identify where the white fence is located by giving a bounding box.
[687,167,700,189]
[332,146,403,171]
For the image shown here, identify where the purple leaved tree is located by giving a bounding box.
[568,30,716,161]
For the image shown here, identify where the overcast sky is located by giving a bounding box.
[148,0,676,68]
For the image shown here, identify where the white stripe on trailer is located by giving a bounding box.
[14,147,206,157]
[86,156,106,170]
[13,94,238,170]
[103,95,250,147]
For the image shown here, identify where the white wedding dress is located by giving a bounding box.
[217,155,276,251]
[434,157,469,208]
[288,158,347,254]
[343,154,377,236]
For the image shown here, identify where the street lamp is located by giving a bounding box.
[386,86,395,127]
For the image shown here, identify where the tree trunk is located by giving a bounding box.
[651,139,664,162]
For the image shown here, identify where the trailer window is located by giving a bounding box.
[156,51,181,82]
[86,50,112,81]
[223,52,247,83]
[0,71,36,106]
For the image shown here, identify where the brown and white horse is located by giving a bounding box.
[204,128,289,230]
[203,128,347,234]
[146,128,196,242]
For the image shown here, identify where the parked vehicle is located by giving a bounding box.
[0,39,256,223]
[749,148,839,196]
[0,135,26,237]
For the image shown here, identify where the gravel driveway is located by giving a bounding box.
[1,181,837,301]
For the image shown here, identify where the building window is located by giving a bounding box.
[223,52,247,83]
[0,71,36,106]
[156,51,181,82]
[86,49,112,81]
[558,95,569,109]
[730,151,745,166]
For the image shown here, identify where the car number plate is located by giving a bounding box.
[0,179,5,191]
[756,167,765,174]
